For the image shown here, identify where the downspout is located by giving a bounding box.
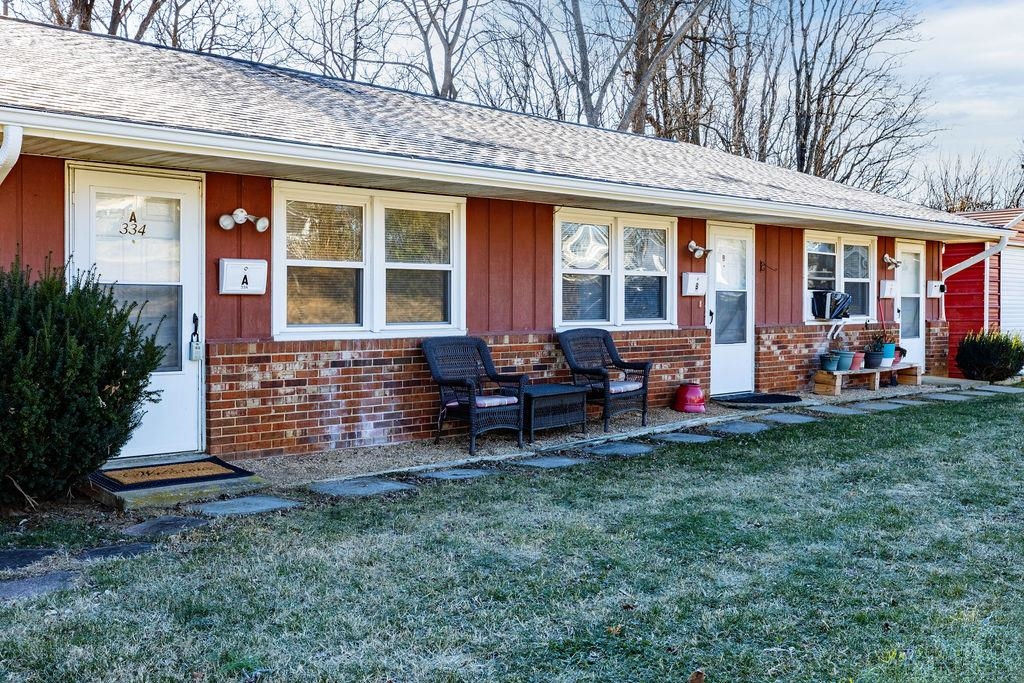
[939,210,1023,322]
[0,124,24,186]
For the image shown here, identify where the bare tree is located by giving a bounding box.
[153,0,278,60]
[24,0,166,38]
[922,150,1024,213]
[390,0,487,99]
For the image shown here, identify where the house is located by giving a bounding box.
[0,19,1011,463]
[944,209,1024,377]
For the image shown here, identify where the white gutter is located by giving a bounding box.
[941,211,1023,281]
[0,124,23,186]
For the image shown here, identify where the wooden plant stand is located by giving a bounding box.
[814,362,922,396]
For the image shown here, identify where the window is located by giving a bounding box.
[273,182,464,339]
[556,211,675,328]
[805,233,875,320]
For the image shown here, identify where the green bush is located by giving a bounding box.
[0,258,163,505]
[955,330,1024,382]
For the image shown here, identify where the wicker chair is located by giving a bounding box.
[557,328,652,432]
[421,336,527,454]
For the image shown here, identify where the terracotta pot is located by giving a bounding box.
[850,351,865,371]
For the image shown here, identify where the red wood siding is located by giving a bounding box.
[205,173,273,341]
[0,155,65,271]
[677,217,707,327]
[926,241,942,321]
[754,224,803,325]
[943,242,997,377]
[876,236,897,325]
[466,198,553,334]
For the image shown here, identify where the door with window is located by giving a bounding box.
[71,169,203,458]
[707,224,755,395]
[897,242,926,364]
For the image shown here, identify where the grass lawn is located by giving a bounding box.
[2,395,1024,682]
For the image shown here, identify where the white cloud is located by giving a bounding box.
[905,0,1024,163]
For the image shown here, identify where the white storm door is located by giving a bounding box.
[707,225,755,395]
[896,242,925,364]
[72,169,203,458]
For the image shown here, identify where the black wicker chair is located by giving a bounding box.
[556,328,652,432]
[421,336,527,454]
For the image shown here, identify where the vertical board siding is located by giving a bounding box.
[926,241,942,321]
[676,217,707,328]
[0,155,65,270]
[754,224,804,326]
[943,242,988,377]
[876,236,897,325]
[205,172,272,341]
[465,197,553,334]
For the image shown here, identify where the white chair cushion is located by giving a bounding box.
[607,380,643,394]
[447,395,519,408]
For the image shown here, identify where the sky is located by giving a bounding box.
[905,0,1024,169]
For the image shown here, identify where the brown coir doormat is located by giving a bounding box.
[89,457,254,492]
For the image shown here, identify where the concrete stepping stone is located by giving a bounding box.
[123,515,210,538]
[76,542,155,563]
[652,432,720,445]
[0,548,59,572]
[760,413,819,425]
[888,399,929,406]
[708,420,773,436]
[977,385,1024,394]
[955,390,995,397]
[192,495,301,516]
[806,405,868,416]
[850,401,905,411]
[585,442,654,457]
[0,571,78,601]
[308,477,416,498]
[419,468,498,482]
[515,456,591,469]
[925,393,973,402]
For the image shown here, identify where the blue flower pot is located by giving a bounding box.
[881,343,897,367]
[836,351,856,371]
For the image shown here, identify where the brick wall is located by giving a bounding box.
[206,328,710,460]
[755,323,892,392]
[926,320,949,377]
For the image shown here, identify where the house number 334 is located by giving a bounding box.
[119,211,147,236]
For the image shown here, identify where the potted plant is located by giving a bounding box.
[820,352,840,372]
[894,345,908,364]
[864,338,884,369]
[871,332,898,367]
[829,332,855,371]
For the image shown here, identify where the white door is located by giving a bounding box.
[1001,246,1024,336]
[707,225,755,395]
[896,242,925,364]
[71,169,203,458]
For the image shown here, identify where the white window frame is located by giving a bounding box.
[803,231,877,323]
[554,209,678,331]
[272,180,466,340]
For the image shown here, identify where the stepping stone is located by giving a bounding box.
[123,515,210,538]
[419,468,498,482]
[760,413,819,425]
[850,401,905,411]
[0,571,77,601]
[585,442,654,458]
[888,399,929,406]
[0,548,59,572]
[955,390,995,397]
[192,495,300,517]
[308,477,416,498]
[708,420,773,436]
[651,432,720,445]
[76,542,155,563]
[806,405,868,416]
[977,385,1024,394]
[515,456,591,469]
[925,393,973,402]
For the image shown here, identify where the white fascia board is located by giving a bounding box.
[2,106,1009,241]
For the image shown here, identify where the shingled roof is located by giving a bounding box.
[0,18,1000,234]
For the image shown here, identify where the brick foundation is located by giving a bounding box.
[925,319,949,377]
[755,323,892,392]
[206,328,710,460]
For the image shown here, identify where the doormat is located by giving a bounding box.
[714,392,802,408]
[89,457,254,492]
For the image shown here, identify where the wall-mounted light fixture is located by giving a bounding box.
[687,240,711,259]
[882,253,902,270]
[218,208,270,233]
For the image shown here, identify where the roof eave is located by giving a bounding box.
[1,107,1007,241]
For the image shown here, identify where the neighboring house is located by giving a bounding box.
[946,208,1024,377]
[0,19,1011,462]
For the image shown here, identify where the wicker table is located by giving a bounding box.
[523,384,588,443]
